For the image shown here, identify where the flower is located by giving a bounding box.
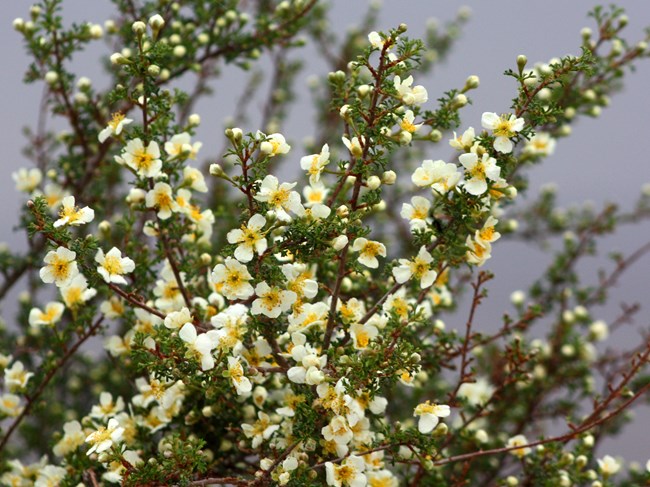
[95,247,136,285]
[89,392,125,420]
[399,109,422,137]
[12,168,42,192]
[368,31,385,49]
[400,196,431,230]
[164,307,193,330]
[300,144,330,184]
[182,166,208,192]
[413,401,450,433]
[53,195,94,227]
[597,455,621,477]
[211,257,255,300]
[465,236,492,266]
[458,152,501,196]
[392,246,437,288]
[506,434,531,458]
[475,216,501,245]
[351,238,386,269]
[411,159,461,194]
[0,393,23,417]
[4,361,33,392]
[449,127,476,152]
[85,418,125,456]
[227,356,252,395]
[28,301,64,327]
[98,112,133,143]
[242,412,280,448]
[227,214,267,263]
[394,75,428,105]
[179,323,219,370]
[350,322,379,350]
[145,182,179,219]
[53,420,86,457]
[260,133,290,156]
[164,132,202,160]
[60,274,97,309]
[122,138,163,178]
[523,131,556,157]
[342,136,365,157]
[254,175,304,221]
[481,112,524,154]
[252,281,297,318]
[40,247,78,287]
[325,455,367,487]
[457,377,495,406]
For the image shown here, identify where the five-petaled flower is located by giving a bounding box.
[414,401,450,434]
[85,418,125,456]
[227,213,268,263]
[53,195,94,228]
[459,152,501,196]
[481,112,524,154]
[351,238,386,269]
[98,112,133,143]
[122,138,163,178]
[40,247,79,287]
[96,247,136,285]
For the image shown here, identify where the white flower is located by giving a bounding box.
[252,281,297,318]
[394,75,428,105]
[350,322,379,350]
[53,420,85,457]
[241,412,280,448]
[98,112,133,143]
[459,152,500,196]
[589,320,609,342]
[399,109,422,135]
[475,216,501,245]
[342,136,365,157]
[481,112,525,154]
[465,236,492,266]
[0,393,23,417]
[85,418,125,456]
[164,307,193,330]
[122,138,163,178]
[34,465,67,487]
[60,274,97,309]
[413,401,450,433]
[322,415,353,446]
[12,168,42,192]
[351,238,386,269]
[325,455,366,487]
[211,257,255,300]
[457,377,495,406]
[506,434,531,458]
[53,195,94,227]
[392,246,437,288]
[179,323,219,370]
[449,126,476,152]
[368,31,385,49]
[411,159,461,194]
[95,247,136,285]
[164,132,202,160]
[254,175,304,221]
[523,132,556,157]
[4,361,33,392]
[89,391,125,420]
[28,301,64,327]
[145,182,179,219]
[288,302,329,332]
[259,133,290,156]
[300,144,330,184]
[598,455,621,477]
[40,247,79,287]
[182,165,208,192]
[287,332,327,385]
[282,263,318,301]
[227,214,267,263]
[228,356,252,395]
[400,196,431,231]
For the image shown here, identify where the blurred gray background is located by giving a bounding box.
[1,0,649,468]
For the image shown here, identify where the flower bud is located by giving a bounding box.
[398,131,412,145]
[110,53,130,65]
[147,64,160,77]
[339,104,350,119]
[44,71,59,85]
[366,175,381,190]
[382,170,396,185]
[516,54,528,72]
[89,24,104,39]
[209,164,224,176]
[463,75,480,91]
[452,93,468,109]
[357,84,372,97]
[13,18,25,32]
[188,113,201,126]
[336,205,349,218]
[132,21,146,37]
[173,45,186,57]
[429,129,442,142]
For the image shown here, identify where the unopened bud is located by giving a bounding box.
[132,21,146,37]
[517,54,528,73]
[382,170,396,185]
[429,129,442,142]
[44,71,59,85]
[209,164,224,176]
[452,93,468,109]
[366,175,381,190]
[110,53,130,65]
[147,64,160,77]
[336,205,349,218]
[463,75,480,91]
[188,113,201,126]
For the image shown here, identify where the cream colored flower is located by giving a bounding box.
[53,420,86,457]
[122,138,162,178]
[325,455,366,487]
[506,434,531,458]
[28,301,64,327]
[394,75,428,105]
[392,246,437,288]
[98,112,132,143]
[95,247,136,285]
[227,214,267,263]
[242,412,279,448]
[481,112,524,154]
[164,132,202,160]
[4,361,33,392]
[182,165,208,192]
[0,393,23,417]
[449,126,476,152]
[300,144,330,184]
[40,247,78,287]
[350,322,379,350]
[53,195,94,227]
[228,356,252,395]
[523,132,556,157]
[459,152,500,196]
[60,274,97,309]
[85,418,125,456]
[342,136,365,157]
[252,281,297,318]
[413,401,450,433]
[259,132,290,156]
[145,182,179,219]
[12,168,42,192]
[411,159,461,194]
[597,455,621,477]
[211,257,255,300]
[351,238,386,269]
[179,323,219,370]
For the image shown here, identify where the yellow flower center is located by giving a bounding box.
[134,149,154,171]
[269,188,290,207]
[89,427,111,446]
[479,226,495,241]
[468,161,486,180]
[335,465,355,481]
[362,242,382,257]
[51,256,72,280]
[103,255,124,275]
[493,118,515,137]
[356,330,370,348]
[261,290,281,311]
[400,119,417,133]
[109,112,126,130]
[65,287,83,306]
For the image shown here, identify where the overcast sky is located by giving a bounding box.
[1,0,649,466]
